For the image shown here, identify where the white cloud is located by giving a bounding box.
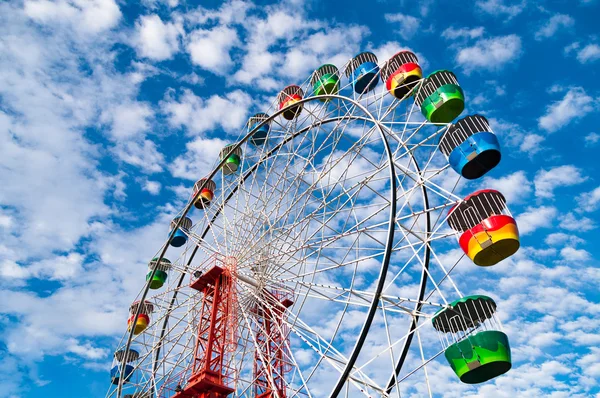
[24,0,122,34]
[487,118,544,154]
[99,101,165,172]
[282,48,319,80]
[233,11,367,88]
[535,14,574,40]
[516,206,557,235]
[0,261,31,279]
[584,132,600,146]
[534,165,587,199]
[565,41,600,63]
[576,186,600,212]
[456,34,522,73]
[285,25,369,79]
[0,0,168,268]
[475,0,526,19]
[184,0,252,26]
[577,44,600,64]
[0,253,83,280]
[134,14,182,61]
[143,180,162,195]
[180,72,205,85]
[480,171,532,204]
[384,13,421,40]
[577,348,600,378]
[519,134,545,154]
[66,339,108,360]
[564,41,581,55]
[442,26,485,41]
[103,101,152,140]
[370,41,428,71]
[539,87,597,132]
[187,26,238,74]
[0,210,13,229]
[161,88,251,135]
[169,137,228,180]
[112,139,165,173]
[559,212,596,231]
[560,246,591,262]
[470,81,507,106]
[545,232,585,247]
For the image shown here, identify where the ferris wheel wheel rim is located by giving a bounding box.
[116,93,440,398]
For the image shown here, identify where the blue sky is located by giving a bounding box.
[1,0,600,397]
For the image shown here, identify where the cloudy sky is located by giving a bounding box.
[0,0,599,396]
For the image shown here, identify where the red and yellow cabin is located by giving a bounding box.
[448,190,520,266]
[381,51,422,99]
[127,301,154,335]
[277,85,304,120]
[127,314,150,334]
[193,177,216,209]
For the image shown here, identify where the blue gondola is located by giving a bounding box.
[344,52,380,94]
[247,113,270,146]
[110,348,139,385]
[169,216,192,247]
[110,364,135,385]
[439,115,501,180]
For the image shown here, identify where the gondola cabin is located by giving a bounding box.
[439,115,501,179]
[169,216,192,248]
[414,70,464,123]
[247,113,271,146]
[277,85,304,120]
[311,64,340,101]
[381,51,422,99]
[110,348,139,385]
[220,144,243,175]
[193,178,216,209]
[448,190,519,266]
[433,295,512,384]
[146,257,171,289]
[127,301,154,335]
[344,52,380,94]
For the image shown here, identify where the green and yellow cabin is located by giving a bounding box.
[433,295,512,384]
[311,64,340,101]
[414,70,464,123]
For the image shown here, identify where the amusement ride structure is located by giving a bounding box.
[107,49,520,397]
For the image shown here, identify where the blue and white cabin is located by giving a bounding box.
[247,113,270,146]
[344,52,380,94]
[110,348,139,385]
[169,216,192,247]
[439,115,501,180]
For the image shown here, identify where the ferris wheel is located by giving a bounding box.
[107,50,521,398]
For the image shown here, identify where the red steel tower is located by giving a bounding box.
[253,290,294,398]
[173,260,237,398]
[170,255,294,398]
